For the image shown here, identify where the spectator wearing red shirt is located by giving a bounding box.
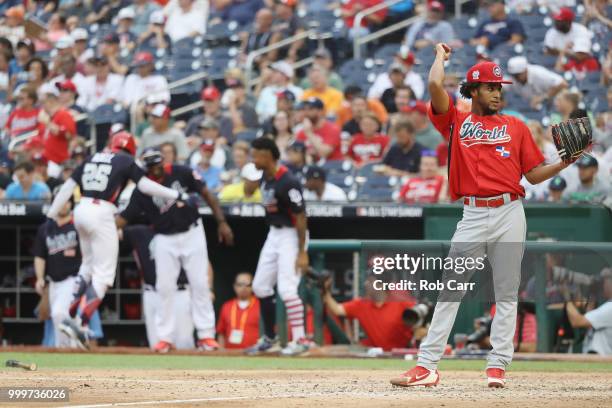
[341,0,388,39]
[398,152,447,204]
[490,303,537,352]
[348,113,390,165]
[37,84,76,179]
[216,272,261,350]
[5,85,40,138]
[296,97,343,162]
[555,37,600,75]
[322,275,416,351]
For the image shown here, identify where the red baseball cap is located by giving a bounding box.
[132,51,154,67]
[201,86,221,101]
[553,7,574,22]
[397,48,415,66]
[466,61,512,84]
[400,100,428,115]
[428,1,445,12]
[55,79,77,94]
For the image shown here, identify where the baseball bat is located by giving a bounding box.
[5,359,37,371]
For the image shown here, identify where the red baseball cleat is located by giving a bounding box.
[153,341,172,353]
[486,368,506,388]
[197,338,220,351]
[390,365,440,387]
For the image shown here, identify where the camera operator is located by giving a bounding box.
[321,275,425,350]
[564,268,612,356]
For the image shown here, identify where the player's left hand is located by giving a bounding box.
[218,221,234,245]
[296,250,309,274]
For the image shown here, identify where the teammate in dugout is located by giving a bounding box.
[391,43,575,388]
[246,137,312,356]
[46,132,186,349]
[116,149,234,353]
[121,225,195,350]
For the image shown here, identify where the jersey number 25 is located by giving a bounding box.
[82,163,112,191]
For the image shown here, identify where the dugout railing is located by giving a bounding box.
[303,240,612,353]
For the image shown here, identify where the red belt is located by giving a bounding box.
[463,193,519,208]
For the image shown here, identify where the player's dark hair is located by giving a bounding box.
[459,81,479,99]
[251,137,280,161]
[14,160,34,173]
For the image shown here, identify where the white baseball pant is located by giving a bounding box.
[153,219,215,342]
[143,286,195,349]
[49,276,77,347]
[252,226,301,301]
[73,198,118,298]
[418,196,526,370]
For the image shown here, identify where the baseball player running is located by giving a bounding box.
[391,43,572,388]
[33,186,81,348]
[46,132,184,349]
[246,138,312,356]
[121,225,194,349]
[116,149,234,353]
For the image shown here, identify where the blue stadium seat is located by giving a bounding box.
[235,130,259,142]
[356,185,395,202]
[90,104,128,125]
[321,160,353,175]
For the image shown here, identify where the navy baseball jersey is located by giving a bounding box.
[122,225,187,287]
[71,151,144,204]
[33,219,81,282]
[260,165,305,227]
[120,164,204,235]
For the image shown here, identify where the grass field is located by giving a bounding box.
[2,352,612,372]
[1,352,611,407]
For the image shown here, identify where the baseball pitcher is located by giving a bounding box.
[391,43,586,388]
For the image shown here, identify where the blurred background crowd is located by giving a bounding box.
[0,0,609,206]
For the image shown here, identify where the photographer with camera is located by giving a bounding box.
[322,275,427,350]
[564,268,612,355]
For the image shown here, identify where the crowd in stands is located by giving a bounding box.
[0,0,609,206]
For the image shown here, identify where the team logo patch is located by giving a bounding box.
[472,70,480,80]
[459,116,511,147]
[493,66,502,77]
[496,145,511,158]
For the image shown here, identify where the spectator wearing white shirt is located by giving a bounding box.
[164,0,206,43]
[79,55,124,112]
[138,104,189,161]
[506,56,568,110]
[368,49,424,100]
[303,166,348,202]
[544,7,594,55]
[122,51,170,107]
[256,61,303,121]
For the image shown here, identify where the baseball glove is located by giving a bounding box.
[551,117,592,163]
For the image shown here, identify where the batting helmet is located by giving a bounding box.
[110,131,136,156]
[141,148,163,168]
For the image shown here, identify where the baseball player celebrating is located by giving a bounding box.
[122,225,195,349]
[116,149,234,353]
[33,186,81,348]
[246,138,312,356]
[391,43,572,388]
[46,132,184,349]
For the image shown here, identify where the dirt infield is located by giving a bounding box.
[1,368,611,408]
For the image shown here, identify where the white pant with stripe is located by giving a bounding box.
[143,286,195,349]
[153,219,215,342]
[418,197,526,370]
